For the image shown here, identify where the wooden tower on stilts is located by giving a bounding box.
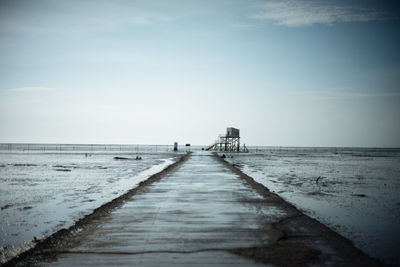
[207,127,248,152]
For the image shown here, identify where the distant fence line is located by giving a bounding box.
[1,143,398,154]
[0,143,177,153]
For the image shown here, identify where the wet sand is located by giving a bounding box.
[4,152,382,266]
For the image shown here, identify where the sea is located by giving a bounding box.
[220,147,400,264]
[0,143,185,264]
[1,144,399,264]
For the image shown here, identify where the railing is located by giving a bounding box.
[0,143,173,153]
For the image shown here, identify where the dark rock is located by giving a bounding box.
[113,157,131,160]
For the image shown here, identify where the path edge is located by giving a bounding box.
[212,152,385,266]
[2,152,192,267]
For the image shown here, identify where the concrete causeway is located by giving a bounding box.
[28,152,379,266]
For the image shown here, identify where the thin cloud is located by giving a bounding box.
[0,1,173,36]
[252,1,385,27]
[297,89,400,99]
[10,87,54,93]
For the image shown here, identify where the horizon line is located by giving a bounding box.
[0,142,399,149]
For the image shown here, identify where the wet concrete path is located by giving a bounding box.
[40,152,379,267]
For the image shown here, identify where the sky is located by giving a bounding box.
[0,0,399,147]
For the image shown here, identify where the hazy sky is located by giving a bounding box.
[1,0,399,147]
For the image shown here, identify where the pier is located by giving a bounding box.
[10,152,380,266]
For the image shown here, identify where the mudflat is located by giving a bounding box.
[6,152,382,266]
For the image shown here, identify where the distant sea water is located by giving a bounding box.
[222,147,400,264]
[0,143,187,264]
